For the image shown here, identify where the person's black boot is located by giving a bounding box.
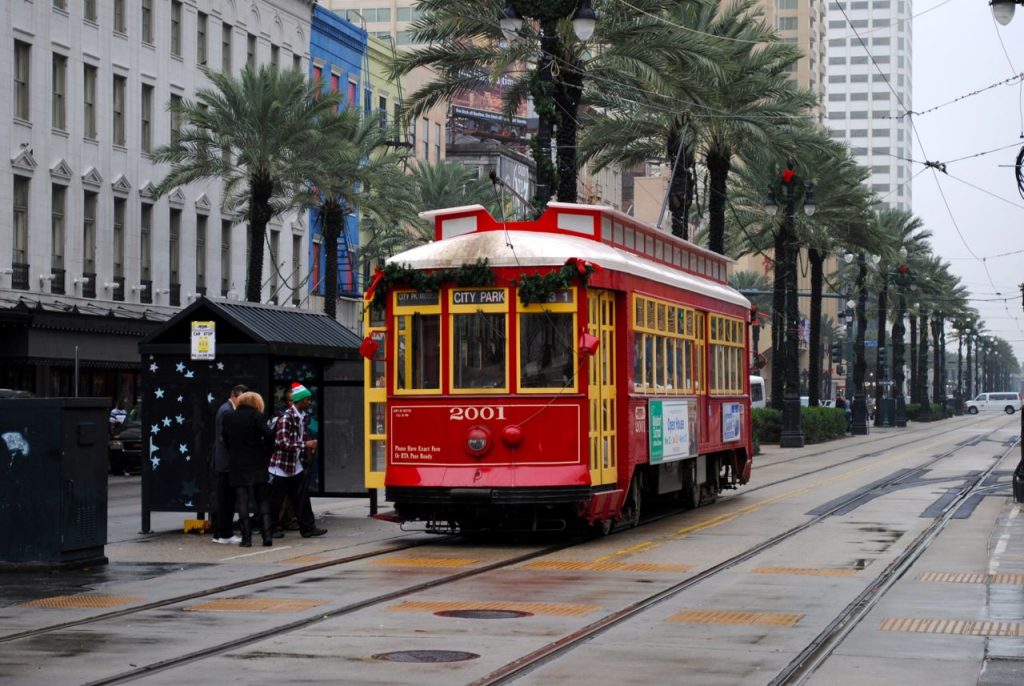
[261,514,274,547]
[239,517,252,547]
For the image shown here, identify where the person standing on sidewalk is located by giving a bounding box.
[212,384,247,544]
[267,383,326,539]
[221,391,275,547]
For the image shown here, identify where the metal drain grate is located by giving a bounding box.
[373,650,480,663]
[525,560,693,573]
[21,595,144,609]
[435,609,533,619]
[753,566,856,577]
[184,598,326,613]
[880,617,1022,637]
[373,557,478,568]
[388,600,598,617]
[668,610,804,627]
[917,572,1024,585]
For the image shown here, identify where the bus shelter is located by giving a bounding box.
[137,297,364,532]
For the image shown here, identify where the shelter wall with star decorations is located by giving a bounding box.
[140,354,266,512]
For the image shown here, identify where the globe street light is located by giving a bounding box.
[990,0,1024,24]
[765,162,815,448]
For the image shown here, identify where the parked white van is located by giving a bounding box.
[750,376,766,409]
[965,392,1023,415]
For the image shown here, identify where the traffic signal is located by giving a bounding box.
[830,340,842,364]
[878,346,887,367]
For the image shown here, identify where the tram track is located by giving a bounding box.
[7,419,1016,685]
[466,422,1019,685]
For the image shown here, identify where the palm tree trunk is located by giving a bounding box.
[554,53,582,203]
[706,150,730,256]
[770,228,786,410]
[918,313,930,408]
[666,125,693,240]
[245,175,274,303]
[530,22,559,209]
[909,315,918,403]
[807,248,824,406]
[873,283,889,425]
[931,313,944,412]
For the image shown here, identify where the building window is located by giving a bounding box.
[170,94,182,144]
[84,0,97,22]
[269,229,280,302]
[291,234,301,304]
[83,190,97,280]
[348,81,357,109]
[114,0,126,32]
[196,215,207,292]
[222,24,232,73]
[271,44,279,68]
[113,199,125,278]
[141,0,153,44]
[141,84,153,152]
[169,208,181,288]
[434,122,441,160]
[113,75,126,145]
[53,0,67,10]
[247,33,256,69]
[14,41,30,121]
[51,53,67,131]
[52,185,66,277]
[171,1,182,57]
[777,16,798,31]
[330,72,339,92]
[293,53,302,72]
[422,118,429,159]
[197,12,208,65]
[83,64,97,138]
[140,204,152,281]
[221,220,232,296]
[12,177,29,288]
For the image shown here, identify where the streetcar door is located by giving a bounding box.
[364,303,387,490]
[588,290,618,486]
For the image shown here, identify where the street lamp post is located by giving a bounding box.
[765,162,815,448]
[850,253,870,435]
[499,1,596,208]
[966,333,975,400]
[918,307,933,421]
[892,262,911,428]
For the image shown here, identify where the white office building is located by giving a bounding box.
[1,0,314,399]
[825,0,913,211]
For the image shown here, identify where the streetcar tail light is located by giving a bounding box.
[501,424,523,448]
[465,426,491,458]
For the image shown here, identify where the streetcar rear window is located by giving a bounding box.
[519,313,575,389]
[453,313,506,390]
[395,313,440,391]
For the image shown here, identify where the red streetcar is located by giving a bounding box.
[362,202,753,533]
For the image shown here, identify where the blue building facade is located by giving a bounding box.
[308,5,368,300]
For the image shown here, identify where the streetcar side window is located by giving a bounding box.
[709,314,744,395]
[517,289,577,393]
[632,294,699,394]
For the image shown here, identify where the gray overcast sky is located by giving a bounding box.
[912,0,1024,372]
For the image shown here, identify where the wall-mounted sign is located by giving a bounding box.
[452,289,505,306]
[190,321,216,360]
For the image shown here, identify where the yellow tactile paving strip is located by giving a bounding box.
[667,609,804,627]
[373,557,479,568]
[753,566,857,577]
[184,598,327,613]
[917,571,1024,585]
[279,555,330,565]
[880,617,1022,637]
[20,595,144,609]
[524,560,693,573]
[388,600,599,617]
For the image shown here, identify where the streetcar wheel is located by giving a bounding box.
[591,518,613,537]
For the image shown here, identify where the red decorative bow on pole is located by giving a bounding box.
[781,169,796,184]
[364,267,384,302]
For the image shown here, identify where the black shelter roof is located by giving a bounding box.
[139,297,361,359]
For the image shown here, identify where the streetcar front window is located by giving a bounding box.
[519,312,575,389]
[453,312,506,389]
[395,313,440,391]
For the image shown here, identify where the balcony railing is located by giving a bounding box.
[11,262,29,290]
[51,267,66,295]
[113,275,125,302]
[82,272,96,298]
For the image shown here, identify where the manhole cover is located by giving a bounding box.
[372,650,480,663]
[435,609,534,619]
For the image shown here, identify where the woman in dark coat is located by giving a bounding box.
[221,391,275,547]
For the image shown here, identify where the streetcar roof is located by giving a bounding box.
[386,229,751,309]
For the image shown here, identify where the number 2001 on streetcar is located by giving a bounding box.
[363,202,753,535]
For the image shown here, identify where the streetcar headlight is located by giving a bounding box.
[465,426,491,457]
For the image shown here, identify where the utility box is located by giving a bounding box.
[0,398,109,568]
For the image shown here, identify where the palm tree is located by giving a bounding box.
[297,110,417,319]
[154,65,342,302]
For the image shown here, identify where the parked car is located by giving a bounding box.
[750,376,766,409]
[965,392,1023,415]
[108,419,142,475]
[0,388,34,399]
